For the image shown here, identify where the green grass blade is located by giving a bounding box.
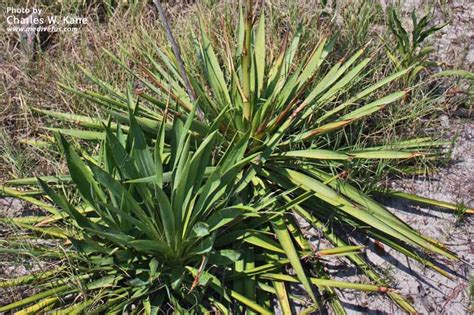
[271,216,316,303]
[273,281,292,314]
[376,190,474,214]
[261,274,391,292]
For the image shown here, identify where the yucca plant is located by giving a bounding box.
[1,1,470,313]
[1,104,393,313]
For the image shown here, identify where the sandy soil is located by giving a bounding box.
[349,1,473,313]
[334,120,473,314]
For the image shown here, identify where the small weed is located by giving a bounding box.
[387,6,447,79]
